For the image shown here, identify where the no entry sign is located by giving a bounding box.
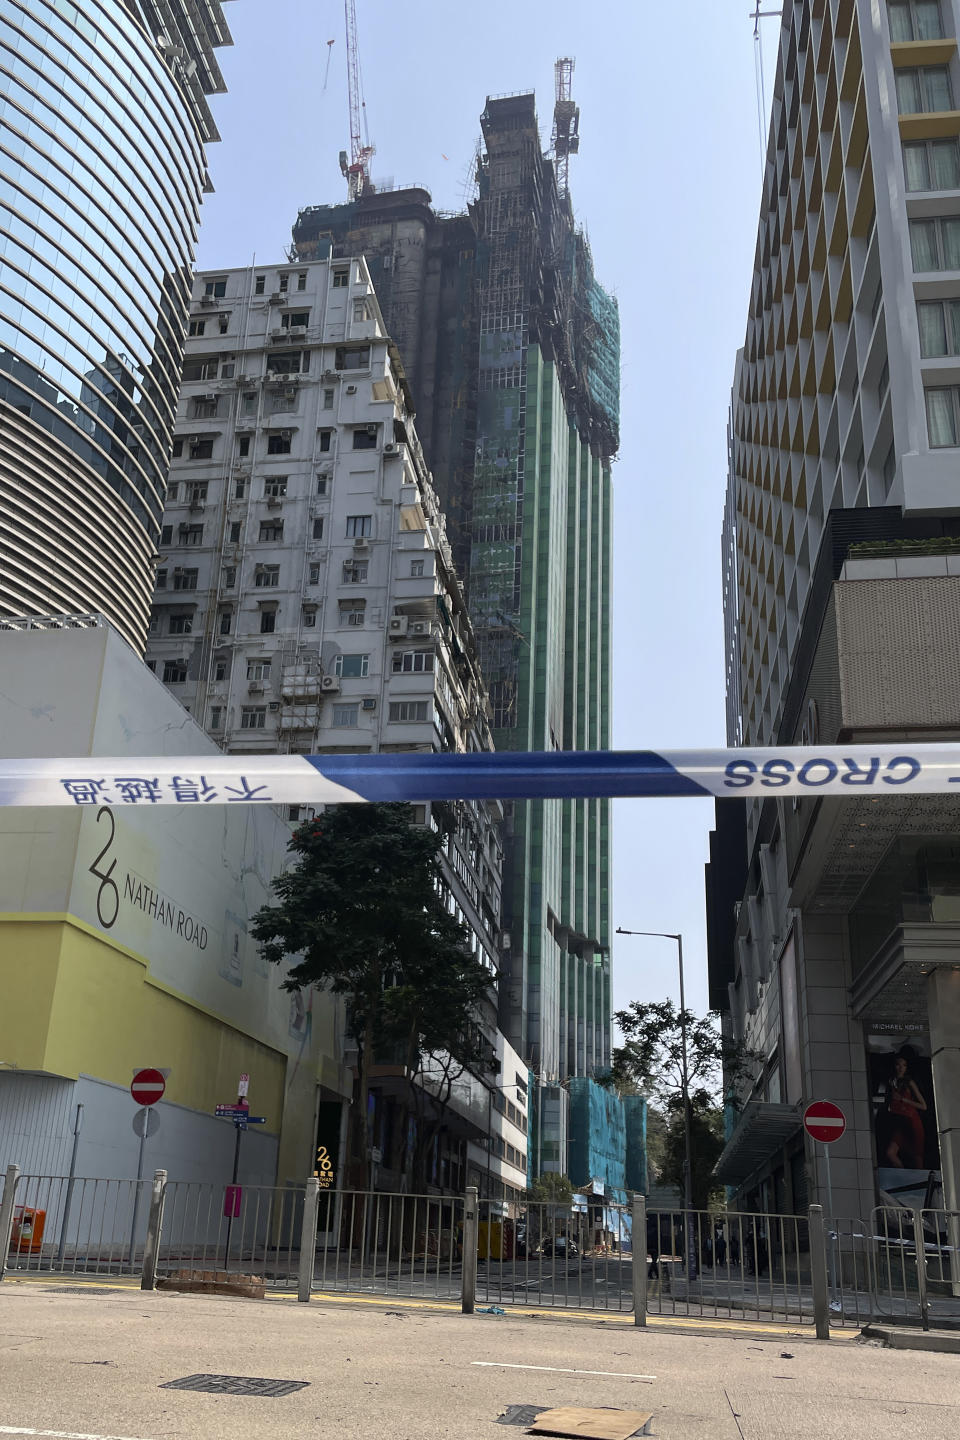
[803,1100,846,1144]
[131,1068,165,1107]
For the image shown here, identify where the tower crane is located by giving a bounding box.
[338,0,375,200]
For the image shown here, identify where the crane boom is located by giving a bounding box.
[339,0,374,200]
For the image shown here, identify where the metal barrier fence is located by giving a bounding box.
[642,1206,819,1326]
[159,1180,303,1286]
[309,1189,466,1300]
[474,1196,634,1312]
[5,1160,957,1336]
[0,1169,150,1276]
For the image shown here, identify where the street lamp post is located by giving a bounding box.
[615,926,697,1282]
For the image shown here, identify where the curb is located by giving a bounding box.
[862,1324,960,1353]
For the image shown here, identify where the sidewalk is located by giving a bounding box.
[0,1281,957,1438]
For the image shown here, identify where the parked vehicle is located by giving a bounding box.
[539,1236,579,1257]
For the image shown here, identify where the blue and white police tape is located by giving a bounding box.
[1,745,960,807]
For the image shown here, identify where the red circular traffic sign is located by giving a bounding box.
[803,1099,846,1144]
[131,1068,165,1107]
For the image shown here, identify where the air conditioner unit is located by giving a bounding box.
[268,701,281,711]
[248,682,264,694]
[410,621,430,636]
[361,698,377,712]
[320,675,340,693]
[266,496,283,508]
[388,616,409,636]
[199,295,217,307]
[353,538,369,551]
[345,384,358,395]
[383,443,398,455]
[287,325,307,339]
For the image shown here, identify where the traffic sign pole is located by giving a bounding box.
[803,1101,846,1310]
[224,1119,243,1271]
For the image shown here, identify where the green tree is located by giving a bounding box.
[251,803,495,1187]
[527,1173,574,1205]
[606,1000,757,1210]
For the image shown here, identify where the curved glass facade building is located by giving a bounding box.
[0,0,231,648]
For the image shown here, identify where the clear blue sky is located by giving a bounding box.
[197,0,781,1020]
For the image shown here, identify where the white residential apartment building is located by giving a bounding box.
[145,256,528,1198]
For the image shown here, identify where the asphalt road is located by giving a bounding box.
[0,1280,958,1438]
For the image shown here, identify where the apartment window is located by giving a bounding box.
[168,613,193,637]
[160,524,173,546]
[238,437,251,458]
[264,476,288,498]
[179,524,203,546]
[223,566,236,588]
[192,395,217,419]
[255,275,265,295]
[332,703,359,727]
[242,391,258,416]
[352,426,377,450]
[171,439,183,458]
[279,274,289,292]
[918,297,960,354]
[247,659,272,681]
[269,389,297,415]
[389,700,429,723]
[255,564,280,587]
[166,481,179,501]
[267,433,292,455]
[302,608,317,628]
[346,514,372,538]
[342,559,368,583]
[910,216,960,270]
[188,319,205,337]
[410,559,425,577]
[240,706,267,730]
[338,599,366,626]
[156,569,167,589]
[214,660,227,681]
[282,311,310,328]
[888,1,944,42]
[260,609,277,634]
[335,346,370,369]
[926,386,960,444]
[332,269,349,288]
[334,653,369,678]
[259,520,284,542]
[319,429,333,451]
[204,278,227,299]
[312,518,324,540]
[896,66,952,115]
[234,478,246,500]
[229,521,242,543]
[188,437,214,460]
[148,614,159,634]
[219,610,231,635]
[266,350,308,373]
[316,475,328,495]
[297,272,307,291]
[353,299,371,322]
[210,706,222,730]
[182,357,219,382]
[392,650,434,674]
[309,563,322,584]
[163,660,187,683]
[218,314,230,335]
[188,483,207,505]
[323,388,335,409]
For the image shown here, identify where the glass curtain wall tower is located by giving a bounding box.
[0,0,232,649]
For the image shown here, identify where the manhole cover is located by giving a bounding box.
[161,1374,309,1397]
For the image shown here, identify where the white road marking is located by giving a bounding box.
[0,1428,153,1440]
[471,1361,655,1381]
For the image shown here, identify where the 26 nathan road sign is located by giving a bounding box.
[130,1069,165,1106]
[6,744,960,806]
[803,1100,846,1145]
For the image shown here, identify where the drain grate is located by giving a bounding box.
[41,1287,121,1296]
[161,1374,309,1397]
